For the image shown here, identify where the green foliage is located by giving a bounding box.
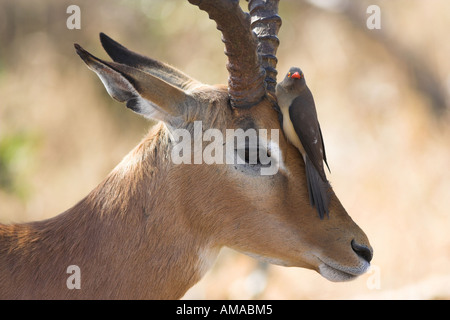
[0,132,39,199]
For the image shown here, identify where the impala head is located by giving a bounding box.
[75,0,372,282]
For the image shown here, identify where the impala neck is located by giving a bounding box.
[0,122,218,299]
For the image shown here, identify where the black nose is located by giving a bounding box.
[351,240,373,263]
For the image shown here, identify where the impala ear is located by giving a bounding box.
[75,44,193,124]
[75,45,137,104]
[99,33,200,91]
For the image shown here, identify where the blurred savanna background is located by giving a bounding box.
[1,0,450,299]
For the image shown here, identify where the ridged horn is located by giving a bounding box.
[188,0,266,109]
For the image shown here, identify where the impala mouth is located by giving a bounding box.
[318,257,370,282]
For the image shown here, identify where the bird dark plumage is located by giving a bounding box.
[276,67,331,218]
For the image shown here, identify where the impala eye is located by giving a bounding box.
[231,132,277,176]
[235,144,271,167]
[235,147,259,166]
[242,147,264,165]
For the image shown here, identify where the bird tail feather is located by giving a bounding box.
[305,156,330,219]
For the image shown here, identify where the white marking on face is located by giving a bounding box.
[263,133,288,176]
[317,256,370,282]
[319,263,357,282]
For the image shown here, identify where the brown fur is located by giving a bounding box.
[1,4,372,297]
[0,92,371,299]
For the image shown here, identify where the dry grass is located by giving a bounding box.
[1,0,449,299]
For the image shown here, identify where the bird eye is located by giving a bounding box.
[287,72,291,78]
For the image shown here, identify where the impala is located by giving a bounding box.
[0,0,372,299]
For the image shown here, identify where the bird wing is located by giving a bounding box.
[288,92,328,182]
[318,124,330,173]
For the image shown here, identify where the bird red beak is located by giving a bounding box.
[291,72,301,79]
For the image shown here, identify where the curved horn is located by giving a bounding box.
[188,0,266,109]
[247,0,281,95]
